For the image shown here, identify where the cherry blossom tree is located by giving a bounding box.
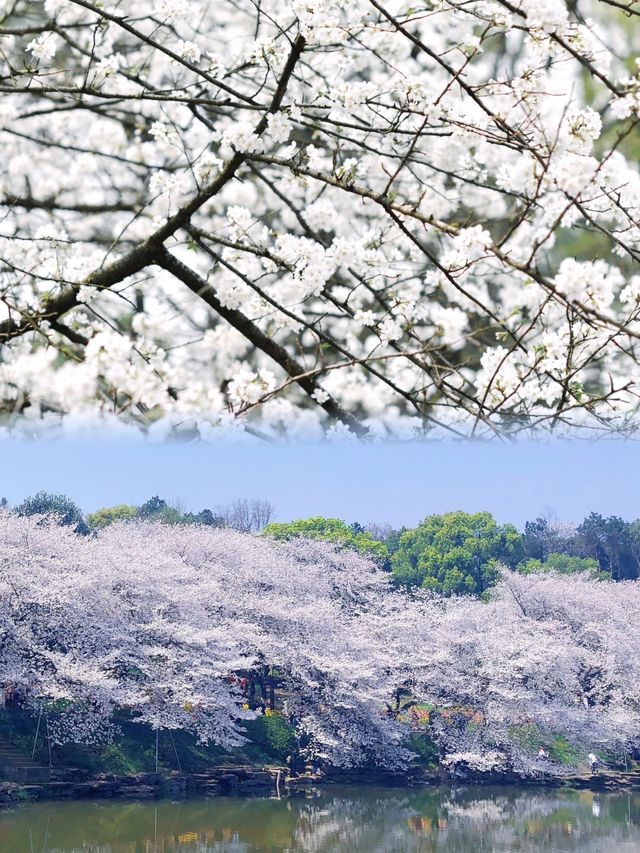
[0,512,255,746]
[1,510,639,774]
[0,510,410,763]
[378,571,640,775]
[0,1,639,439]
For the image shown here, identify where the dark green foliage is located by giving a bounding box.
[182,508,225,527]
[15,491,88,535]
[406,733,439,768]
[0,707,42,762]
[241,715,296,764]
[385,527,407,556]
[575,513,639,581]
[137,495,169,519]
[137,497,224,527]
[520,512,640,581]
[522,516,575,560]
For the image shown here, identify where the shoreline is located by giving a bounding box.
[1,765,638,807]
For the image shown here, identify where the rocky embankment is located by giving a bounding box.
[325,765,640,792]
[560,770,640,792]
[1,764,638,805]
[0,765,280,805]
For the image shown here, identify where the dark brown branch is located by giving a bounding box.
[154,247,370,438]
[0,34,307,344]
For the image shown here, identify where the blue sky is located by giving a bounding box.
[0,439,635,528]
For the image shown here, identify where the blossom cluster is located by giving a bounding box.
[0,0,640,439]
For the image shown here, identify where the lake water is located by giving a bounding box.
[0,785,638,852]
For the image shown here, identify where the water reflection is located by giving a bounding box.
[0,785,638,852]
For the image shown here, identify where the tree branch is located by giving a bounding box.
[154,247,370,438]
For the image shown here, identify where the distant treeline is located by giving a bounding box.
[6,491,640,595]
[7,492,275,535]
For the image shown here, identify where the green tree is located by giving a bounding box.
[15,491,88,535]
[576,513,639,581]
[91,498,226,529]
[517,552,602,578]
[391,511,523,596]
[182,508,225,527]
[136,495,184,525]
[522,515,575,560]
[87,504,138,530]
[385,526,407,556]
[629,519,640,577]
[262,516,387,561]
[137,495,169,518]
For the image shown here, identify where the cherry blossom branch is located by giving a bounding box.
[154,246,370,437]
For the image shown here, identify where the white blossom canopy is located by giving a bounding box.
[0,1,639,439]
[1,511,639,775]
[0,511,409,763]
[377,572,640,773]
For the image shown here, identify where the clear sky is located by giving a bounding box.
[0,438,635,528]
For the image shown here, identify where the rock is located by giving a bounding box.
[41,782,75,799]
[19,785,43,801]
[119,784,158,799]
[217,773,240,793]
[133,772,161,785]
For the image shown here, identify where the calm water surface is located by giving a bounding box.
[0,785,639,853]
